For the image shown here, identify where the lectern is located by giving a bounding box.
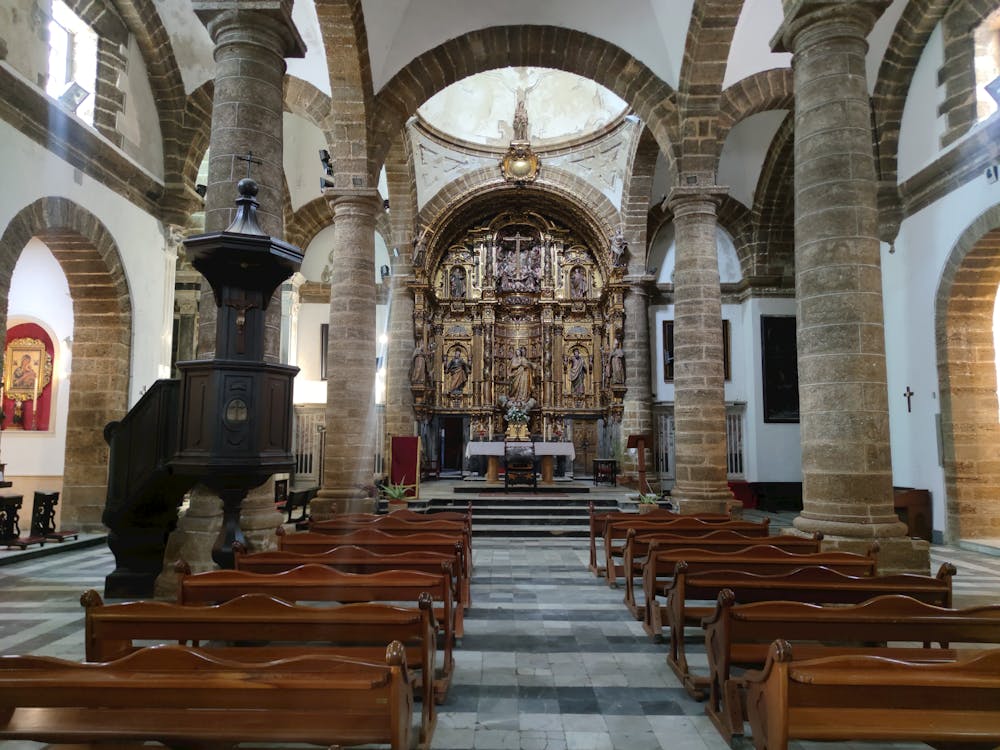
[626,433,652,491]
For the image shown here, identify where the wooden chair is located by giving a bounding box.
[29,490,78,542]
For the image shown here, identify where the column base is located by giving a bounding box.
[153,491,222,600]
[310,488,375,520]
[671,483,736,517]
[784,520,931,575]
[237,483,284,554]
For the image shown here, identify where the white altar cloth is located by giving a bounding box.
[465,441,575,460]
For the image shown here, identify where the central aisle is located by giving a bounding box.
[434,537,728,750]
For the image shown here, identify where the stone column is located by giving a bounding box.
[620,276,654,485]
[667,186,734,515]
[154,2,304,595]
[773,2,927,573]
[384,253,417,441]
[311,189,381,518]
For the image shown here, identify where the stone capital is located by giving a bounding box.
[194,0,306,58]
[771,0,891,54]
[666,185,728,218]
[324,187,382,218]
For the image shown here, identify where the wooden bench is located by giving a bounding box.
[81,588,437,746]
[279,526,471,606]
[586,502,729,575]
[604,517,770,587]
[0,643,414,750]
[644,544,878,642]
[621,530,823,619]
[662,561,956,699]
[176,561,457,701]
[744,640,1000,750]
[704,592,1000,742]
[235,542,466,636]
[310,513,472,580]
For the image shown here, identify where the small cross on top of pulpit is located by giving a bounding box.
[903,386,914,413]
[236,150,263,179]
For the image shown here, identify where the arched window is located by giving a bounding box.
[46,0,98,124]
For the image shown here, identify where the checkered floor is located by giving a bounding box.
[0,533,998,749]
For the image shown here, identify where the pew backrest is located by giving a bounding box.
[0,644,413,750]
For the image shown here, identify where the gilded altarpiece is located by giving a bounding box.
[409,211,627,446]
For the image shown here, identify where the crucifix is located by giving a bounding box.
[501,230,533,274]
[903,386,914,413]
[236,150,263,179]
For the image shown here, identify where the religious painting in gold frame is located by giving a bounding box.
[4,338,52,402]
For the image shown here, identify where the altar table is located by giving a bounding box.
[465,441,576,484]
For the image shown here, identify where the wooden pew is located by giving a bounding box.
[310,514,472,581]
[235,542,466,636]
[704,592,1000,742]
[279,527,470,605]
[389,502,472,526]
[643,544,879,643]
[587,502,704,575]
[0,644,414,750]
[662,562,956,699]
[621,530,823,619]
[176,561,457,701]
[81,588,437,746]
[604,517,770,587]
[744,640,1000,750]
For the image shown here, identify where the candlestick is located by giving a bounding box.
[31,370,38,430]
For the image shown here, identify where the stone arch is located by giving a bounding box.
[370,26,680,178]
[871,0,951,188]
[715,69,794,159]
[284,76,333,130]
[0,198,132,531]
[938,0,999,148]
[316,0,377,186]
[749,111,795,282]
[935,204,1000,542]
[417,166,622,276]
[676,0,744,175]
[286,198,334,251]
[621,126,661,274]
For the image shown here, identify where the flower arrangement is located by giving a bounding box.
[505,405,529,425]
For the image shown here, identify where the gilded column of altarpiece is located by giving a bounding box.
[409,211,627,441]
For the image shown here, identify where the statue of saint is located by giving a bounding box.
[610,227,627,267]
[570,266,588,299]
[608,340,626,385]
[410,342,431,386]
[450,266,466,298]
[508,347,535,403]
[444,351,470,395]
[567,348,588,395]
[412,234,426,266]
[512,97,529,141]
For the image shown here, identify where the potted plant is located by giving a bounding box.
[635,482,661,513]
[382,480,415,512]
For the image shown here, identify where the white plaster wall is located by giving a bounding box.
[866,0,908,94]
[294,301,328,404]
[118,36,165,179]
[723,0,790,89]
[652,226,742,285]
[4,239,73,477]
[286,0,330,96]
[898,24,946,182]
[886,175,1000,534]
[742,297,801,482]
[300,224,335,283]
[0,0,51,88]
[717,110,787,209]
[284,112,327,211]
[0,124,170,407]
[361,0,688,92]
[154,0,213,94]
